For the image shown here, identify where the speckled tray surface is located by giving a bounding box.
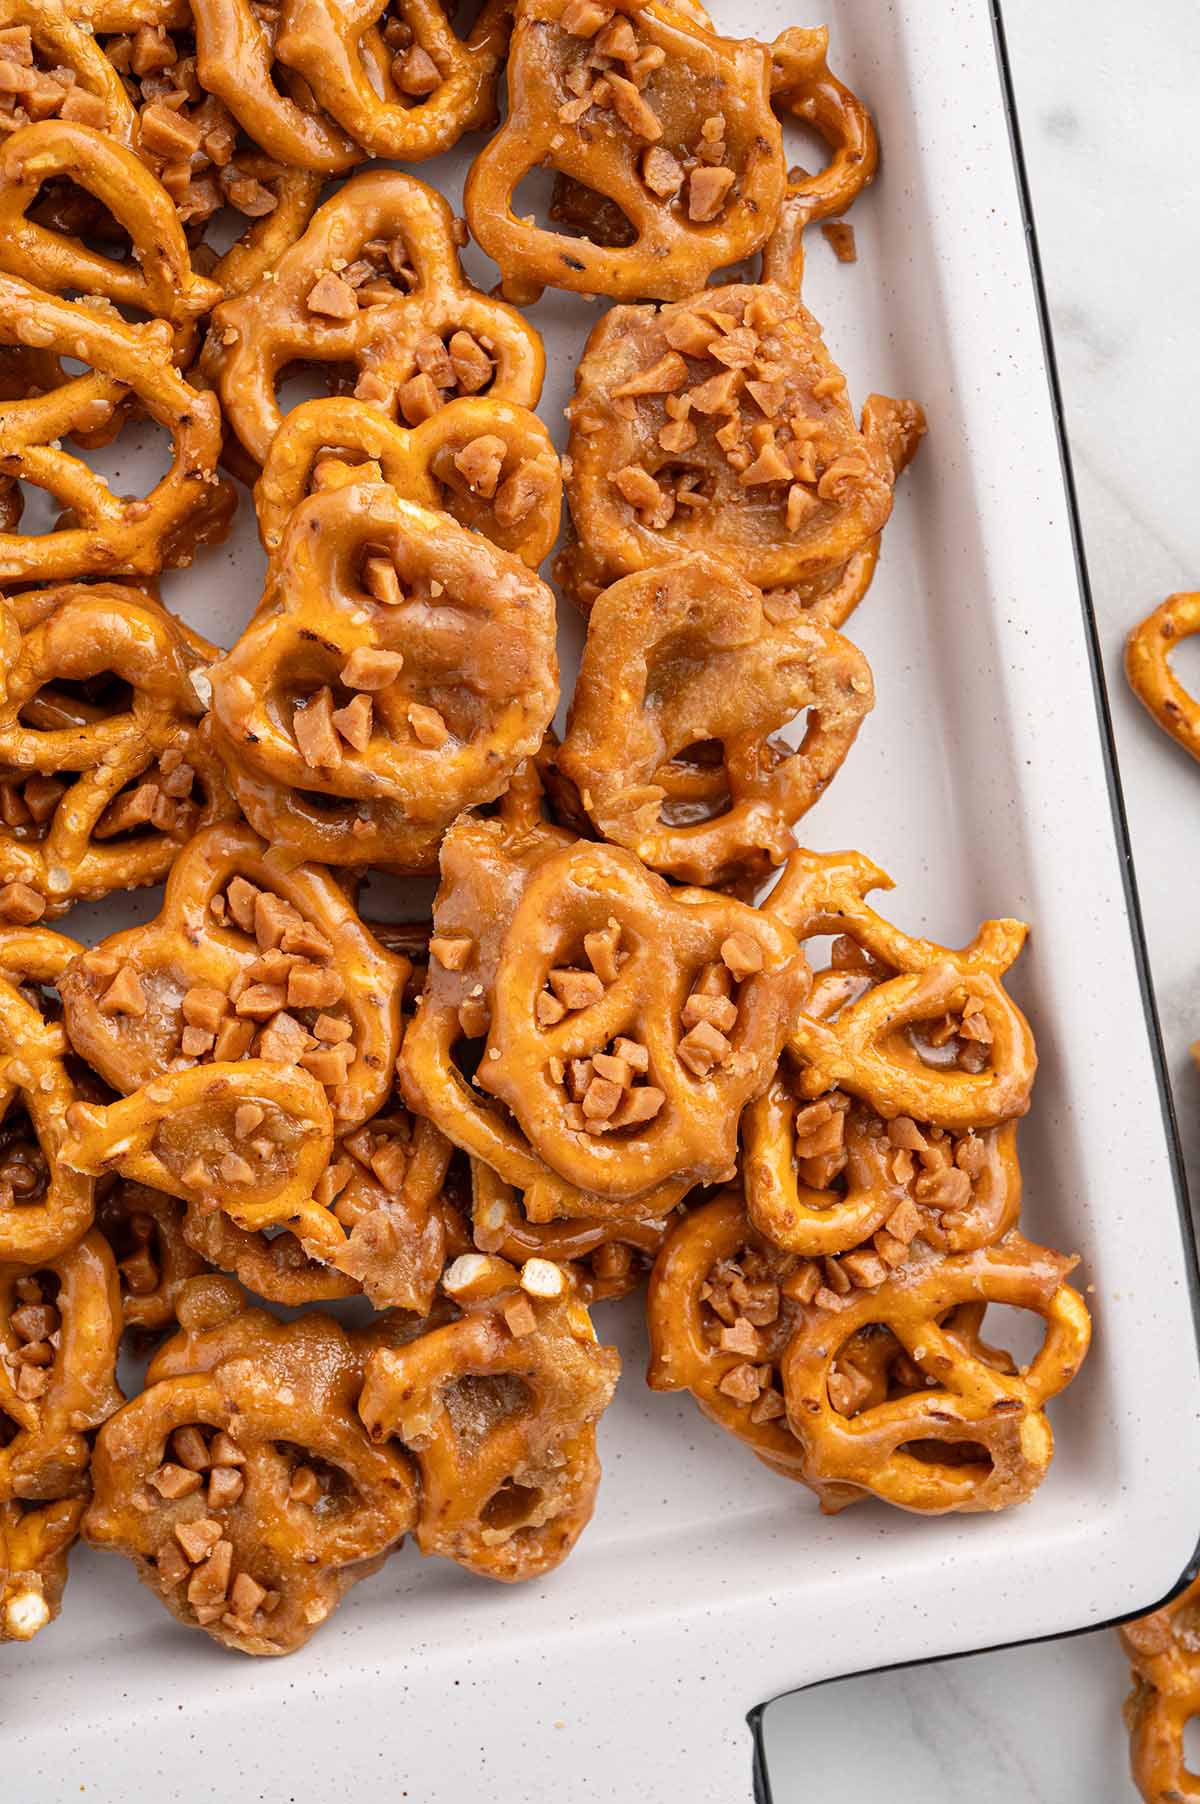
[6,2,1200,1799]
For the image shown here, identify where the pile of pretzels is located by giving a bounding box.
[0,0,1090,1659]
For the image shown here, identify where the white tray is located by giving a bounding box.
[6,1,1200,1798]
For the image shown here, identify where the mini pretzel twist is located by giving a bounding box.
[0,1494,85,1641]
[477,837,808,1208]
[780,1234,1090,1513]
[98,1182,209,1338]
[189,0,361,172]
[562,282,923,607]
[1121,1574,1200,1804]
[464,0,785,304]
[0,925,96,1266]
[209,481,559,869]
[59,820,407,1135]
[0,278,235,582]
[84,1275,418,1654]
[359,1253,619,1581]
[1126,592,1200,764]
[0,1230,123,1503]
[0,584,235,916]
[0,1,138,146]
[470,1159,669,1303]
[557,553,874,886]
[206,170,545,468]
[275,0,510,161]
[254,394,562,568]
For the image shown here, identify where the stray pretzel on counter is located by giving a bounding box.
[1121,1573,1200,1804]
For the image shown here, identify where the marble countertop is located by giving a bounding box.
[763,3,1200,1798]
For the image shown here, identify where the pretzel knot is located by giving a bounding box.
[0,1494,85,1641]
[780,1234,1090,1513]
[0,121,220,358]
[470,1160,670,1303]
[0,926,96,1266]
[254,394,563,569]
[0,277,235,582]
[275,0,510,161]
[556,553,874,886]
[765,848,1036,1131]
[477,837,808,1208]
[98,1182,208,1338]
[1125,591,1200,765]
[359,1253,620,1581]
[561,279,924,607]
[59,820,407,1135]
[0,584,234,916]
[84,1276,418,1654]
[1121,1575,1200,1804]
[464,0,785,304]
[0,1231,123,1504]
[209,480,559,869]
[206,170,545,468]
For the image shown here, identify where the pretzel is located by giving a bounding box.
[0,1494,85,1641]
[208,480,559,869]
[209,169,324,302]
[779,1234,1090,1513]
[0,122,220,359]
[275,0,510,162]
[0,1,137,147]
[0,584,234,915]
[470,1159,669,1303]
[254,395,562,568]
[0,1230,123,1503]
[1121,1574,1200,1804]
[0,926,97,1267]
[188,0,361,173]
[556,554,873,886]
[206,171,545,468]
[0,278,234,581]
[359,1253,619,1580]
[59,820,407,1135]
[561,279,924,607]
[463,0,785,305]
[97,1182,209,1338]
[1125,592,1200,764]
[84,1275,417,1654]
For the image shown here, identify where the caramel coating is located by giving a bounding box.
[359,1254,619,1580]
[557,553,874,885]
[562,280,924,607]
[465,0,785,304]
[189,0,360,172]
[1121,1574,1200,1804]
[0,585,234,916]
[0,1231,123,1502]
[1126,591,1200,764]
[254,394,562,568]
[85,1276,417,1654]
[0,276,235,582]
[276,0,510,162]
[206,170,545,468]
[209,480,559,869]
[0,1494,85,1641]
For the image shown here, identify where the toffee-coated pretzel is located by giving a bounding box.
[276,0,510,162]
[0,585,234,917]
[477,836,807,1209]
[464,0,785,305]
[0,122,220,355]
[60,820,407,1134]
[561,280,924,607]
[208,169,325,304]
[189,0,361,173]
[85,1276,417,1654]
[470,1159,669,1304]
[206,170,545,468]
[556,553,874,886]
[254,394,562,569]
[0,0,138,146]
[0,1494,85,1641]
[1125,592,1200,765]
[98,1182,208,1338]
[209,481,559,869]
[0,1231,123,1503]
[780,1234,1091,1514]
[359,1252,619,1580]
[1121,1574,1200,1804]
[0,925,96,1266]
[0,277,234,582]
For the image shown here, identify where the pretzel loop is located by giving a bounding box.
[191,0,361,172]
[98,1182,208,1338]
[1125,591,1200,763]
[0,1494,85,1641]
[470,1160,669,1303]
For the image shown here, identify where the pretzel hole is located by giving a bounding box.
[3,1267,60,1403]
[29,178,132,257]
[0,1118,50,1206]
[897,1438,993,1475]
[444,1372,533,1452]
[274,1443,356,1515]
[480,1478,544,1534]
[511,169,638,262]
[1164,627,1200,698]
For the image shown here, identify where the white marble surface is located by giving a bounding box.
[763,2,1200,1798]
